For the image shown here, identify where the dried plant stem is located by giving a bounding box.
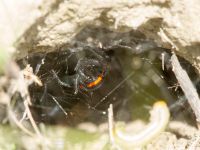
[108,101,170,148]
[50,94,68,117]
[108,104,114,144]
[7,63,42,137]
[108,104,122,150]
[115,101,169,146]
[24,100,42,137]
[171,53,200,124]
[7,103,35,137]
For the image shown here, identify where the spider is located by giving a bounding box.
[33,39,159,96]
[46,46,111,95]
[23,38,164,124]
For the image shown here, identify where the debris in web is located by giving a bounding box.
[108,101,170,148]
[171,53,200,127]
[6,62,43,137]
[108,104,114,144]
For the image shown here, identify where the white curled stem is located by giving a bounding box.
[109,101,170,147]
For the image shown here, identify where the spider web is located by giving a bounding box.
[16,50,196,126]
[16,27,199,126]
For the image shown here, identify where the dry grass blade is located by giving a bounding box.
[8,105,35,137]
[6,62,43,137]
[171,53,200,125]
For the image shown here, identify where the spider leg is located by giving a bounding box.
[40,83,47,102]
[34,54,46,75]
[51,70,71,87]
[74,58,83,72]
[86,47,104,61]
[51,69,80,94]
[74,74,79,94]
[64,52,74,74]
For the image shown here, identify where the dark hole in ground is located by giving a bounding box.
[16,27,200,127]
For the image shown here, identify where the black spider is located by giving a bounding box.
[21,39,161,125]
[42,38,158,95]
[50,46,110,94]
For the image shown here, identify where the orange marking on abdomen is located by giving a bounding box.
[87,76,103,88]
